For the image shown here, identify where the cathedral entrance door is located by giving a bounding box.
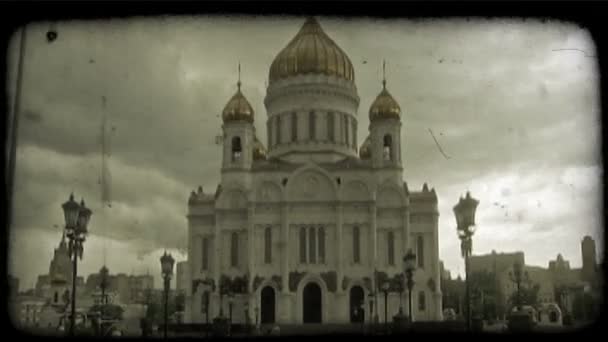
[349,286,365,323]
[302,283,322,323]
[260,286,275,324]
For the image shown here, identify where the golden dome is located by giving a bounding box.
[253,136,267,160]
[369,81,401,122]
[359,135,371,159]
[222,83,254,123]
[269,17,355,84]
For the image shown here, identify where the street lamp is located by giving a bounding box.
[62,193,92,336]
[508,262,529,312]
[453,191,479,331]
[403,249,416,323]
[381,281,390,329]
[160,251,175,339]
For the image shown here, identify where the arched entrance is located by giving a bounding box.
[302,282,322,323]
[349,286,365,323]
[260,286,275,324]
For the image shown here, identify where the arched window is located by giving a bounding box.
[309,111,316,141]
[318,227,325,263]
[264,227,272,264]
[309,227,317,264]
[327,112,335,142]
[417,235,424,268]
[418,291,426,311]
[231,232,239,267]
[383,135,392,161]
[300,227,307,263]
[202,237,209,270]
[387,231,395,266]
[231,136,242,161]
[353,226,360,264]
[291,112,298,142]
[276,115,282,145]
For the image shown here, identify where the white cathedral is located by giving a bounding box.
[184,17,442,325]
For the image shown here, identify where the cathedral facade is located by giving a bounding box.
[184,17,442,324]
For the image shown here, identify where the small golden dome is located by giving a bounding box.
[253,137,267,160]
[222,83,254,123]
[359,136,371,159]
[369,82,401,122]
[269,17,355,84]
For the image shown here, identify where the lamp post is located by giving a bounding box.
[403,249,416,324]
[62,193,92,336]
[453,191,479,331]
[508,261,529,312]
[367,291,375,330]
[160,251,175,339]
[380,282,390,330]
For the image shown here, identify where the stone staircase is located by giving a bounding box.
[261,323,367,336]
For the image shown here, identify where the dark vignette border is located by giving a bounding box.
[0,1,605,340]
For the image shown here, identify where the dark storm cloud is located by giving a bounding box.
[8,16,601,286]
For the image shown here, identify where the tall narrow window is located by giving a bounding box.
[264,227,272,264]
[309,227,317,264]
[318,226,325,263]
[418,291,426,311]
[54,292,58,303]
[417,235,424,268]
[276,115,282,145]
[342,114,348,144]
[202,237,209,270]
[338,113,344,144]
[387,231,395,266]
[300,227,307,263]
[327,112,335,142]
[201,292,207,313]
[353,226,360,264]
[309,111,316,141]
[352,120,357,149]
[383,135,392,161]
[345,115,350,147]
[231,137,242,161]
[231,232,239,267]
[291,112,298,142]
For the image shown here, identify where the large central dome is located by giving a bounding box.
[269,17,355,84]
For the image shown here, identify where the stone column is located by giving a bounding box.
[213,211,222,319]
[280,203,290,322]
[370,203,377,289]
[247,205,255,321]
[432,212,443,320]
[336,203,343,292]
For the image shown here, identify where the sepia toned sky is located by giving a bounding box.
[7,16,602,289]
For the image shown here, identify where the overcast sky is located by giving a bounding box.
[7,16,602,290]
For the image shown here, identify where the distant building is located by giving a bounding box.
[581,236,597,283]
[9,274,19,298]
[176,261,189,294]
[439,261,451,281]
[84,270,153,305]
[33,233,85,307]
[469,250,525,276]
